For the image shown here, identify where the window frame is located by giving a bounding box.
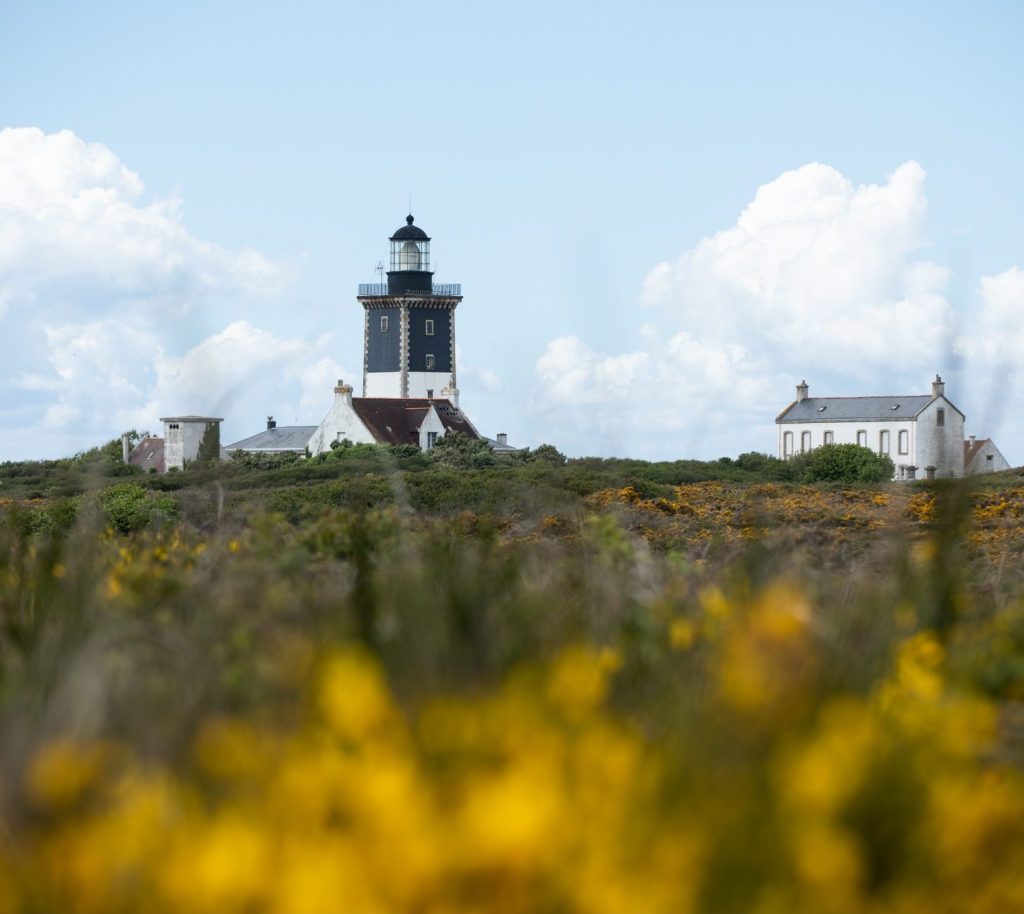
[380,315,389,332]
[824,430,834,445]
[857,430,867,447]
[783,431,794,457]
[879,430,890,455]
[425,318,435,336]
[800,431,811,453]
[426,431,438,449]
[898,430,909,455]
[425,353,435,370]
[937,408,945,427]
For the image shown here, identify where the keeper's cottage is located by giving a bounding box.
[776,375,968,479]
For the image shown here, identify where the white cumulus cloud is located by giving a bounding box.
[0,128,333,459]
[533,161,979,459]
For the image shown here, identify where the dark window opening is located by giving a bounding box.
[937,408,945,427]
[425,354,435,370]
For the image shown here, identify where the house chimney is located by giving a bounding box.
[334,379,353,406]
[932,374,945,398]
[121,433,131,464]
[497,433,508,446]
[440,386,459,407]
[267,416,276,430]
[969,434,976,443]
[796,380,809,402]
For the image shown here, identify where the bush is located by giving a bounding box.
[98,482,178,533]
[428,432,497,469]
[791,443,895,483]
[531,443,568,466]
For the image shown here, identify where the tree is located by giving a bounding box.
[531,443,568,466]
[427,432,496,469]
[792,443,895,483]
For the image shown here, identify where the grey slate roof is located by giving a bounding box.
[127,437,165,472]
[778,396,937,423]
[484,436,520,453]
[225,426,317,452]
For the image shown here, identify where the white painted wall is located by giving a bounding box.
[308,388,377,455]
[915,398,965,477]
[163,419,219,470]
[965,439,1011,475]
[364,372,403,398]
[418,406,447,450]
[407,370,452,399]
[777,418,916,464]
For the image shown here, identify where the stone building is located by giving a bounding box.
[776,376,967,478]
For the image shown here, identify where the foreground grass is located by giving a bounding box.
[1,466,1024,913]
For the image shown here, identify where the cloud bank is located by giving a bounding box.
[0,128,338,458]
[534,161,1020,460]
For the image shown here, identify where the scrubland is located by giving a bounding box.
[1,446,1024,913]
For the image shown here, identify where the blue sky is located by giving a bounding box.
[2,1,1023,460]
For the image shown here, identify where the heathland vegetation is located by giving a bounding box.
[1,437,1023,913]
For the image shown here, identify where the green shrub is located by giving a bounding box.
[428,432,497,469]
[98,483,178,533]
[791,443,895,483]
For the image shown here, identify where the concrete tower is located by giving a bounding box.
[357,215,462,399]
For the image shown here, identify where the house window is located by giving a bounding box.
[425,354,435,369]
[936,408,945,427]
[425,319,434,336]
[380,315,389,332]
[801,431,811,453]
[426,389,433,399]
[426,431,438,449]
[824,431,834,445]
[880,430,890,455]
[857,430,867,447]
[783,431,794,457]
[898,430,908,454]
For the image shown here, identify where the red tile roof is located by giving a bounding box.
[350,398,478,446]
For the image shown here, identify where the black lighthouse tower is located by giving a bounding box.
[358,215,463,399]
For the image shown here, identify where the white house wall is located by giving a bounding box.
[308,394,377,455]
[914,398,965,477]
[777,419,916,465]
[966,440,1012,475]
[418,406,447,450]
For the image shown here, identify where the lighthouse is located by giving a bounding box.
[357,215,462,400]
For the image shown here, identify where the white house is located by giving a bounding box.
[964,437,1011,476]
[776,376,966,479]
[305,380,479,455]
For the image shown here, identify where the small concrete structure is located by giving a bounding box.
[160,416,223,470]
